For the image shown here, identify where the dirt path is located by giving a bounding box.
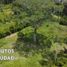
[5,32,17,39]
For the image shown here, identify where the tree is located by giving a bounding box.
[29,13,44,44]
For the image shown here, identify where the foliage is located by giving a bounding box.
[0,0,67,67]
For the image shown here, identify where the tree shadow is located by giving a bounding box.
[14,32,52,57]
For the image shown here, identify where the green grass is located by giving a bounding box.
[0,31,42,67]
[38,21,67,37]
[0,21,67,67]
[0,54,42,67]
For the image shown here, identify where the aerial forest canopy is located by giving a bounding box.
[0,0,67,67]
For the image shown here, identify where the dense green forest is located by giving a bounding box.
[0,0,67,67]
